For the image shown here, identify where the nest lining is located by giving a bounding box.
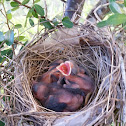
[1,23,123,126]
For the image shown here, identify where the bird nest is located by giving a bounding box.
[1,22,125,126]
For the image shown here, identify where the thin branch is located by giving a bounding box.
[2,3,10,30]
[119,54,126,125]
[12,45,16,58]
[93,3,109,21]
[44,0,47,18]
[87,0,110,22]
[0,9,14,26]
[71,0,85,23]
[0,9,6,17]
[13,0,47,19]
[64,0,85,22]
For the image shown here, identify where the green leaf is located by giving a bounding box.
[124,0,126,7]
[0,32,4,42]
[25,9,33,27]
[7,13,12,20]
[97,21,107,27]
[22,0,30,5]
[40,19,53,29]
[34,4,44,16]
[4,30,14,46]
[24,18,28,27]
[1,49,12,56]
[6,0,10,1]
[7,10,12,20]
[32,10,38,18]
[11,6,19,11]
[0,120,5,126]
[97,14,126,27]
[52,18,59,26]
[28,7,38,18]
[29,18,34,26]
[26,9,32,18]
[15,36,25,41]
[109,1,122,13]
[62,17,73,28]
[10,2,19,7]
[3,96,5,101]
[34,0,40,3]
[0,56,6,63]
[7,10,11,14]
[14,24,22,29]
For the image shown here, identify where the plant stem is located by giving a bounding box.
[2,3,10,30]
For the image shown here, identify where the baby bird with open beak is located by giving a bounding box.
[56,60,95,95]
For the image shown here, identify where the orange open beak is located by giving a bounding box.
[56,61,71,76]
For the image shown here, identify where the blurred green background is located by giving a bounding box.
[0,0,98,42]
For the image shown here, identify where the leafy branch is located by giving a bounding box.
[97,0,126,28]
[13,0,31,9]
[0,0,74,68]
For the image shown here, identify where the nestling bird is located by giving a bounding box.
[32,81,49,105]
[56,60,95,105]
[56,60,95,95]
[44,83,84,112]
[32,60,94,111]
[64,73,95,95]
[56,60,87,76]
[48,59,64,71]
[32,81,85,112]
[38,59,64,84]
